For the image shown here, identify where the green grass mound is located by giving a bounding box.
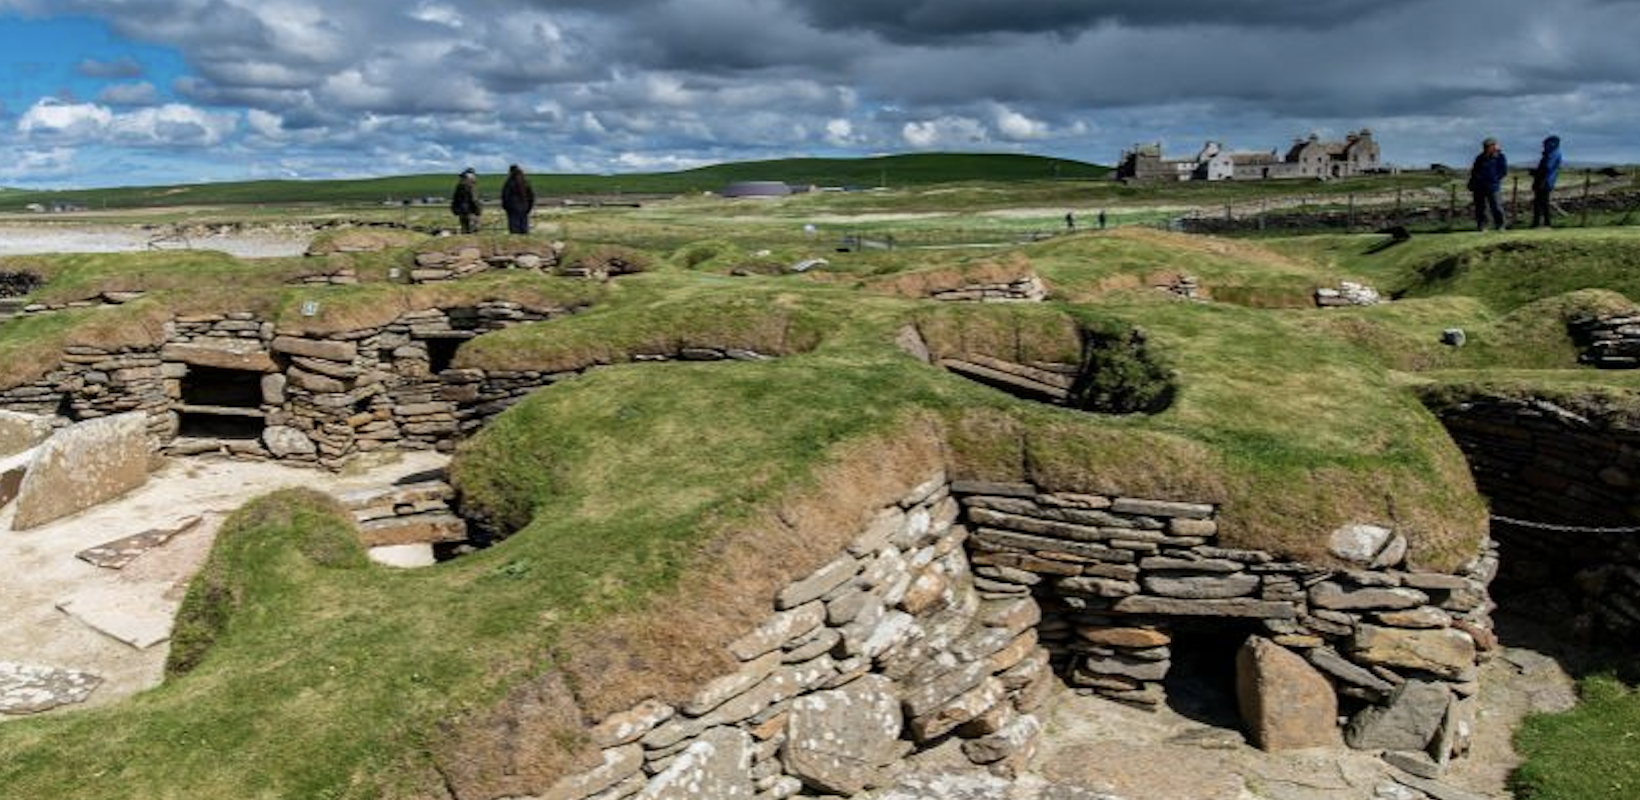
[1513,675,1640,800]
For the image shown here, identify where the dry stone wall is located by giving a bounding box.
[1570,311,1640,368]
[541,476,1501,799]
[928,275,1047,303]
[1437,396,1640,638]
[412,243,561,283]
[953,479,1496,777]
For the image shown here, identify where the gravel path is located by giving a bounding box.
[0,224,311,258]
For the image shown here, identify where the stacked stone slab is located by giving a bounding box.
[60,345,172,439]
[1570,312,1640,368]
[1156,274,1201,301]
[928,275,1047,303]
[1315,281,1382,307]
[951,480,1496,775]
[288,269,359,286]
[938,355,1077,406]
[543,474,1054,800]
[335,479,468,565]
[1438,396,1640,638]
[411,242,561,283]
[12,290,147,317]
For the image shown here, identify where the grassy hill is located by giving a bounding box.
[0,153,1108,211]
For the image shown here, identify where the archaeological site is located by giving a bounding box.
[2,211,1638,800]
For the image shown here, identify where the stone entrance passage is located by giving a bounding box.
[1434,395,1640,641]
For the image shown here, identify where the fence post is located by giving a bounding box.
[1347,193,1355,233]
[1225,204,1233,223]
[1395,188,1403,223]
[1448,184,1457,232]
[1510,175,1520,228]
[1582,171,1592,227]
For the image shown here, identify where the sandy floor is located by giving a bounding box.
[0,224,311,258]
[0,449,448,719]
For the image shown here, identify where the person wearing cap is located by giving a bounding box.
[1530,136,1563,228]
[1467,138,1508,231]
[450,168,482,234]
[501,164,536,235]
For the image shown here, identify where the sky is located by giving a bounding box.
[0,0,1637,189]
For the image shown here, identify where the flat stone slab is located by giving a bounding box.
[0,661,103,715]
[12,412,152,530]
[56,584,179,650]
[367,543,437,569]
[76,516,203,570]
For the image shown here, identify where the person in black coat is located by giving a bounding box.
[1467,138,1508,231]
[501,164,536,235]
[450,168,481,234]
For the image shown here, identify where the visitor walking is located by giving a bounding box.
[501,164,536,235]
[451,168,482,234]
[1097,209,1107,230]
[1467,138,1508,231]
[1065,211,1075,231]
[1530,136,1563,228]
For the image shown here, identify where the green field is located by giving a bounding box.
[0,168,1637,798]
[0,153,1109,210]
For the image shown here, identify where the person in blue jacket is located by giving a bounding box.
[1530,135,1563,228]
[1467,137,1508,231]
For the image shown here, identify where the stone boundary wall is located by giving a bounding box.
[1437,397,1640,637]
[539,474,1053,800]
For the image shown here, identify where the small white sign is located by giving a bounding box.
[300,300,321,317]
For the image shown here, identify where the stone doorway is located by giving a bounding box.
[177,365,266,440]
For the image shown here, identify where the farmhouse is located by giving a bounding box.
[1117,130,1382,182]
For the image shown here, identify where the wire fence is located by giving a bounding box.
[1178,169,1640,236]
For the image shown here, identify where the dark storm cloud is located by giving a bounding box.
[76,56,144,79]
[788,0,1419,42]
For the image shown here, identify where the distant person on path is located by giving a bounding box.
[1530,135,1563,228]
[1097,209,1107,230]
[501,164,536,235]
[1467,137,1508,231]
[1065,211,1075,230]
[451,168,481,234]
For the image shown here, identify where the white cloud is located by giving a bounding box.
[993,105,1049,140]
[18,100,115,139]
[409,1,462,29]
[17,98,237,147]
[902,116,989,149]
[825,118,856,147]
[246,108,285,138]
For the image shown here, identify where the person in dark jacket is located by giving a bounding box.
[1467,137,1508,231]
[451,168,481,234]
[1530,135,1563,228]
[501,164,536,235]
